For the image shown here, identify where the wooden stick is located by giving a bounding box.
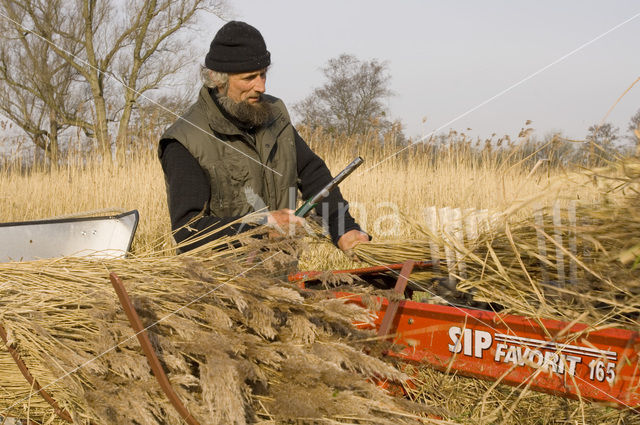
[109,273,202,425]
[0,325,73,423]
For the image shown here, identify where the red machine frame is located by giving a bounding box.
[289,260,640,410]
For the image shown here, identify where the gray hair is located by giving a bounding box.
[200,66,228,90]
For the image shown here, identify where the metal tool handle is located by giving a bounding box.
[295,156,364,217]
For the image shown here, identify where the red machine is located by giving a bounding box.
[289,260,640,411]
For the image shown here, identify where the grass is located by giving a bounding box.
[0,127,605,261]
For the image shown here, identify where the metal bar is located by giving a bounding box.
[109,273,202,425]
[295,157,363,217]
[335,292,640,409]
[377,261,416,338]
[0,325,73,423]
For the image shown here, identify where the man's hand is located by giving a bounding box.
[337,229,370,252]
[266,208,305,238]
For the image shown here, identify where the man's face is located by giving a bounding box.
[224,69,267,104]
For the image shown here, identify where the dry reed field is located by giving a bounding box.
[1,128,638,424]
[0,128,605,261]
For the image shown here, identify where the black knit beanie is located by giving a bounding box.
[205,21,271,73]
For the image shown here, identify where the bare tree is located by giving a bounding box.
[293,54,393,136]
[629,109,640,133]
[577,123,620,166]
[0,0,87,161]
[0,0,227,160]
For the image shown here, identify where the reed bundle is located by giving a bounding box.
[0,228,437,425]
[354,159,640,326]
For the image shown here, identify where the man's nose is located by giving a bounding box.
[253,75,266,93]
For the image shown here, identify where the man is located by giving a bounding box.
[159,21,369,252]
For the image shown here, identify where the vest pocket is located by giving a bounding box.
[209,158,251,216]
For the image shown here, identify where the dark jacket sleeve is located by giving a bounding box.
[159,139,257,251]
[294,129,363,245]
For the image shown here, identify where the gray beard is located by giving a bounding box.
[216,92,273,128]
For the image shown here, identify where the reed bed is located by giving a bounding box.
[0,128,602,254]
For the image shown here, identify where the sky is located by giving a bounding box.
[209,0,640,142]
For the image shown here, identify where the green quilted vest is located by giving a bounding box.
[159,86,298,217]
